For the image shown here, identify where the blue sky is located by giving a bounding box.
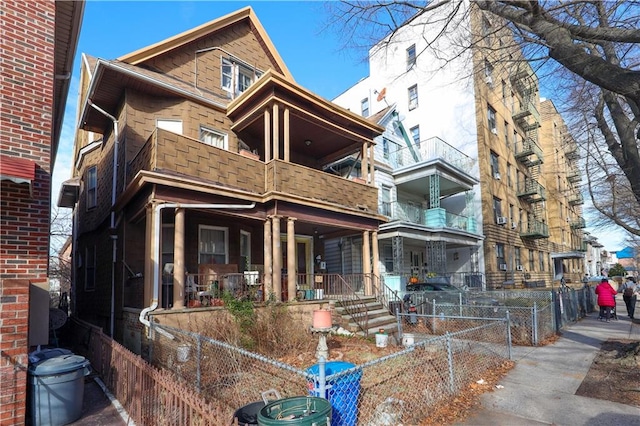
[52,1,627,252]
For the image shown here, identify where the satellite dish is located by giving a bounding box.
[376,87,387,102]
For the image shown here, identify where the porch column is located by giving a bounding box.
[144,204,154,305]
[361,143,369,183]
[363,230,372,295]
[369,142,375,185]
[429,175,441,208]
[172,208,185,309]
[264,107,271,161]
[272,103,280,160]
[287,217,296,301]
[372,231,380,294]
[272,216,282,301]
[284,107,290,162]
[263,218,273,300]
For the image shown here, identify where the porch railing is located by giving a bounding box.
[184,272,264,306]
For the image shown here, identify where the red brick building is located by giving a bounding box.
[0,1,83,423]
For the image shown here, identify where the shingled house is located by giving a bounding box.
[59,7,386,351]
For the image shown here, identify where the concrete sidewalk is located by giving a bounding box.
[455,298,640,426]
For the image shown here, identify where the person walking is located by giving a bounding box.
[620,276,638,319]
[595,277,617,322]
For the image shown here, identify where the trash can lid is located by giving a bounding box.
[307,361,356,376]
[28,351,90,376]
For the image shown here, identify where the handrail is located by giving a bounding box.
[372,274,403,316]
[335,274,370,336]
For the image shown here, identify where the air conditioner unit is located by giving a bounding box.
[491,128,498,135]
[516,265,524,271]
[511,221,518,229]
[499,263,508,271]
[494,172,501,180]
[496,216,507,225]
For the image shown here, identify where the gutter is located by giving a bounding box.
[139,202,256,339]
[87,100,119,338]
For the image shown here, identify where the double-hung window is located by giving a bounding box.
[199,226,228,264]
[488,105,497,132]
[199,126,228,149]
[86,166,97,209]
[408,85,418,110]
[406,44,416,69]
[410,125,420,147]
[361,98,369,117]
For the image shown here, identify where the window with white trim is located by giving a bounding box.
[199,126,228,149]
[406,44,416,69]
[86,166,97,209]
[361,98,369,117]
[199,226,228,264]
[221,57,262,97]
[410,125,420,147]
[408,85,418,110]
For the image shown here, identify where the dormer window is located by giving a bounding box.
[221,57,262,97]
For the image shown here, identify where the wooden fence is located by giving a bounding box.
[66,317,228,425]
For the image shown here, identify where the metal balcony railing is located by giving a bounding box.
[568,192,584,205]
[520,220,549,239]
[385,136,475,173]
[380,201,475,232]
[517,177,546,202]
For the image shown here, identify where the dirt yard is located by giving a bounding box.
[576,339,640,407]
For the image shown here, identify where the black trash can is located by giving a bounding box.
[28,348,91,426]
[233,401,267,426]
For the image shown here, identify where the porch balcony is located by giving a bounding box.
[385,136,475,175]
[520,219,549,239]
[382,200,477,233]
[128,129,377,211]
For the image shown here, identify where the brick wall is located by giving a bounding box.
[1,1,55,423]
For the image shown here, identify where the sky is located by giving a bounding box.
[52,0,629,253]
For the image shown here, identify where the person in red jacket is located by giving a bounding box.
[595,278,617,321]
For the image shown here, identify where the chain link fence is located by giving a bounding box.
[400,286,595,345]
[149,317,510,425]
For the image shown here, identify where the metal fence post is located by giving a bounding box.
[505,311,512,360]
[532,302,538,346]
[445,332,455,393]
[196,333,202,392]
[432,299,437,334]
[396,307,403,341]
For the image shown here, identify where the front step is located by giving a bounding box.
[334,297,399,338]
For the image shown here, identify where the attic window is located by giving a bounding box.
[221,57,262,97]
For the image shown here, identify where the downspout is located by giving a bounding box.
[88,100,119,337]
[139,202,256,339]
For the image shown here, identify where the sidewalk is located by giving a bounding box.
[455,298,640,426]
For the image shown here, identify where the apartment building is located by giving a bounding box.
[333,3,586,289]
[0,1,84,422]
[58,7,385,352]
[539,99,586,284]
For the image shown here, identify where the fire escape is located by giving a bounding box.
[512,67,548,239]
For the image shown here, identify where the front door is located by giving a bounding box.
[281,235,313,287]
